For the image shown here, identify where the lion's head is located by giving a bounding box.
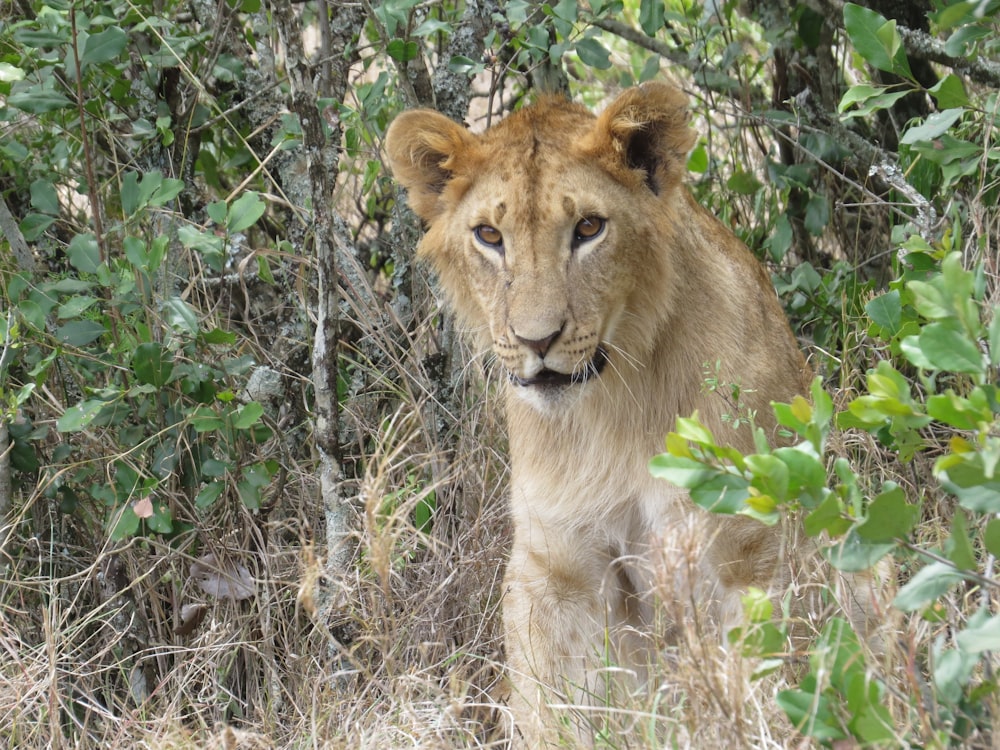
[385,83,696,409]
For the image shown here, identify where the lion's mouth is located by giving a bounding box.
[509,347,609,388]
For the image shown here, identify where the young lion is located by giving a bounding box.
[385,83,815,745]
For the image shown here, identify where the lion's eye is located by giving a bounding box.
[573,217,606,245]
[474,224,504,250]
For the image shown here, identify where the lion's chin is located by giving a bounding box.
[507,346,609,389]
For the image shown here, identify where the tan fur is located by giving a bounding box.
[385,83,815,746]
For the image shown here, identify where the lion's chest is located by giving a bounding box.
[507,407,692,553]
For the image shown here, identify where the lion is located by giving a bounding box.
[385,82,825,746]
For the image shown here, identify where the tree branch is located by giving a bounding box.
[896,25,1000,88]
[589,16,769,105]
[268,0,364,613]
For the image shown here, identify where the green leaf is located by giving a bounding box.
[146,500,173,534]
[574,37,611,69]
[929,74,969,109]
[804,492,852,537]
[893,561,965,611]
[201,328,237,345]
[846,677,895,742]
[148,235,168,272]
[649,455,717,487]
[227,191,266,233]
[162,297,200,337]
[0,62,25,82]
[865,290,902,336]
[945,23,991,58]
[956,614,1000,654]
[448,55,482,75]
[13,28,68,48]
[150,177,184,206]
[777,688,845,741]
[177,224,225,271]
[135,170,164,211]
[687,143,707,174]
[550,0,577,35]
[948,510,977,571]
[56,319,107,346]
[936,1,980,31]
[207,200,228,225]
[815,618,866,690]
[727,169,762,195]
[745,453,790,502]
[928,390,991,430]
[190,406,226,432]
[386,39,419,62]
[900,108,963,146]
[940,461,1000,513]
[80,27,127,70]
[639,0,666,36]
[20,213,56,242]
[124,235,148,269]
[414,491,436,533]
[30,179,59,215]
[58,398,109,432]
[691,472,751,514]
[843,4,894,72]
[109,506,141,541]
[898,335,934,370]
[804,193,830,235]
[7,88,72,114]
[673,415,716,447]
[823,532,894,572]
[907,279,951,320]
[874,19,912,78]
[857,484,918,542]
[917,321,984,374]
[237,462,273,510]
[773,445,827,506]
[56,295,98,320]
[838,85,910,119]
[196,482,225,509]
[132,342,174,388]
[120,172,142,217]
[984,519,1000,558]
[765,213,793,261]
[232,401,264,429]
[638,54,660,84]
[67,233,100,273]
[411,18,451,37]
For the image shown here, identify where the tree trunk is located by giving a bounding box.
[268,0,364,625]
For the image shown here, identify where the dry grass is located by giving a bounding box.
[0,391,913,750]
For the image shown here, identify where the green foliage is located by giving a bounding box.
[652,242,1000,744]
[0,1,282,545]
[777,618,896,744]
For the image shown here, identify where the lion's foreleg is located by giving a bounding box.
[502,537,627,748]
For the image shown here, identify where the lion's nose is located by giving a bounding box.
[515,327,563,358]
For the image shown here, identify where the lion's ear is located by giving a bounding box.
[384,110,478,222]
[585,82,696,194]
